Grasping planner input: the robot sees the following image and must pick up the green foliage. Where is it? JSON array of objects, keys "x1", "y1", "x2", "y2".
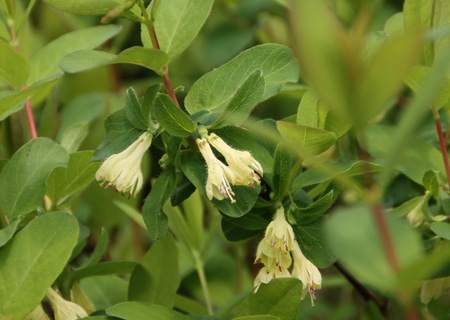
[
  {"x1": 59, "y1": 47, "x2": 169, "y2": 75},
  {"x1": 0, "y1": 138, "x2": 68, "y2": 219},
  {"x1": 0, "y1": 212, "x2": 79, "y2": 320},
  {"x1": 2, "y1": 0, "x2": 450, "y2": 318}
]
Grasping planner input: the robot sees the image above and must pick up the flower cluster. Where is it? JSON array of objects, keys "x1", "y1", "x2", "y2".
[
  {"x1": 254, "y1": 206, "x2": 322, "y2": 302},
  {"x1": 95, "y1": 132, "x2": 153, "y2": 198},
  {"x1": 197, "y1": 133, "x2": 263, "y2": 202}
]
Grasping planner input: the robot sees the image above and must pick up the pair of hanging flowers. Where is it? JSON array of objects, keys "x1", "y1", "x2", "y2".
[
  {"x1": 254, "y1": 206, "x2": 322, "y2": 302},
  {"x1": 196, "y1": 132, "x2": 263, "y2": 203}
]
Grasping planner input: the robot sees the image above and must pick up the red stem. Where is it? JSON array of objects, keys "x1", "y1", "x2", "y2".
[
  {"x1": 434, "y1": 109, "x2": 450, "y2": 187},
  {"x1": 11, "y1": 27, "x2": 38, "y2": 139},
  {"x1": 372, "y1": 203, "x2": 400, "y2": 274},
  {"x1": 150, "y1": 26, "x2": 180, "y2": 107}
]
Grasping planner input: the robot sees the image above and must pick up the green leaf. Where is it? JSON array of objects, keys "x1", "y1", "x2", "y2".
[
  {"x1": 210, "y1": 70, "x2": 265, "y2": 128},
  {"x1": 360, "y1": 125, "x2": 447, "y2": 185},
  {"x1": 404, "y1": 0, "x2": 434, "y2": 65},
  {"x1": 60, "y1": 123, "x2": 89, "y2": 153},
  {"x1": 82, "y1": 228, "x2": 109, "y2": 268},
  {"x1": 430, "y1": 222, "x2": 450, "y2": 240},
  {"x1": 291, "y1": 0, "x2": 420, "y2": 126},
  {"x1": 57, "y1": 93, "x2": 106, "y2": 141},
  {"x1": 42, "y1": 0, "x2": 139, "y2": 17},
  {"x1": 272, "y1": 144, "x2": 291, "y2": 199},
  {"x1": 388, "y1": 195, "x2": 428, "y2": 217},
  {"x1": 181, "y1": 160, "x2": 260, "y2": 218},
  {"x1": 292, "y1": 160, "x2": 383, "y2": 189},
  {"x1": 70, "y1": 261, "x2": 137, "y2": 286},
  {"x1": 0, "y1": 138, "x2": 68, "y2": 219},
  {"x1": 233, "y1": 316, "x2": 280, "y2": 320},
  {"x1": 128, "y1": 234, "x2": 180, "y2": 307},
  {"x1": 28, "y1": 25, "x2": 121, "y2": 84},
  {"x1": 221, "y1": 212, "x2": 269, "y2": 242},
  {"x1": 296, "y1": 89, "x2": 321, "y2": 128},
  {"x1": 276, "y1": 121, "x2": 336, "y2": 158},
  {"x1": 326, "y1": 205, "x2": 423, "y2": 292},
  {"x1": 292, "y1": 190, "x2": 335, "y2": 225},
  {"x1": 0, "y1": 41, "x2": 29, "y2": 90},
  {"x1": 0, "y1": 73, "x2": 62, "y2": 121},
  {"x1": 59, "y1": 47, "x2": 169, "y2": 75},
  {"x1": 125, "y1": 88, "x2": 149, "y2": 131},
  {"x1": 46, "y1": 151, "x2": 100, "y2": 207},
  {"x1": 142, "y1": 0, "x2": 214, "y2": 60},
  {"x1": 107, "y1": 302, "x2": 190, "y2": 320},
  {"x1": 185, "y1": 44, "x2": 299, "y2": 114},
  {"x1": 433, "y1": 1, "x2": 450, "y2": 62},
  {"x1": 174, "y1": 295, "x2": 208, "y2": 315},
  {"x1": 235, "y1": 278, "x2": 302, "y2": 320},
  {"x1": 0, "y1": 219, "x2": 20, "y2": 248},
  {"x1": 92, "y1": 109, "x2": 144, "y2": 162},
  {"x1": 142, "y1": 84, "x2": 161, "y2": 121},
  {"x1": 423, "y1": 170, "x2": 440, "y2": 199},
  {"x1": 142, "y1": 169, "x2": 177, "y2": 240},
  {"x1": 293, "y1": 217, "x2": 336, "y2": 268},
  {"x1": 405, "y1": 66, "x2": 450, "y2": 110},
  {"x1": 80, "y1": 276, "x2": 128, "y2": 311},
  {"x1": 0, "y1": 212, "x2": 79, "y2": 320},
  {"x1": 154, "y1": 94, "x2": 195, "y2": 137}
]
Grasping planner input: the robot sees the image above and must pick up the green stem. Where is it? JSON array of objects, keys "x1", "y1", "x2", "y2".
[
  {"x1": 15, "y1": 0, "x2": 36, "y2": 37},
  {"x1": 281, "y1": 156, "x2": 303, "y2": 199},
  {"x1": 195, "y1": 255, "x2": 213, "y2": 315}
]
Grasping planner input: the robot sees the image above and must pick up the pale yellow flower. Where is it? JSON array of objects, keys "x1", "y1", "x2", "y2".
[
  {"x1": 46, "y1": 287, "x2": 88, "y2": 320},
  {"x1": 420, "y1": 276, "x2": 450, "y2": 304},
  {"x1": 254, "y1": 206, "x2": 295, "y2": 291},
  {"x1": 253, "y1": 206, "x2": 322, "y2": 302},
  {"x1": 197, "y1": 138, "x2": 236, "y2": 202},
  {"x1": 207, "y1": 133, "x2": 263, "y2": 187},
  {"x1": 291, "y1": 241, "x2": 322, "y2": 300},
  {"x1": 95, "y1": 132, "x2": 152, "y2": 197}
]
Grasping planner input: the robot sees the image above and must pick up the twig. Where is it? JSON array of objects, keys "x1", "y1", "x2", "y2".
[
  {"x1": 10, "y1": 27, "x2": 37, "y2": 139},
  {"x1": 334, "y1": 261, "x2": 386, "y2": 316},
  {"x1": 433, "y1": 108, "x2": 450, "y2": 187}
]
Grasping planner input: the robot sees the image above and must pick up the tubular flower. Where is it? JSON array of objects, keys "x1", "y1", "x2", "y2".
[
  {"x1": 95, "y1": 132, "x2": 152, "y2": 198},
  {"x1": 46, "y1": 287, "x2": 88, "y2": 320},
  {"x1": 291, "y1": 241, "x2": 322, "y2": 301},
  {"x1": 254, "y1": 206, "x2": 295, "y2": 291},
  {"x1": 420, "y1": 276, "x2": 450, "y2": 304},
  {"x1": 207, "y1": 133, "x2": 263, "y2": 187},
  {"x1": 197, "y1": 138, "x2": 236, "y2": 202}
]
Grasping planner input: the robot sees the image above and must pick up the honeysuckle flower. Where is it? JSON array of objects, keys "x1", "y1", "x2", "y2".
[
  {"x1": 46, "y1": 287, "x2": 88, "y2": 320},
  {"x1": 197, "y1": 138, "x2": 236, "y2": 202},
  {"x1": 291, "y1": 240, "x2": 322, "y2": 301},
  {"x1": 95, "y1": 132, "x2": 152, "y2": 198},
  {"x1": 253, "y1": 206, "x2": 296, "y2": 291},
  {"x1": 24, "y1": 304, "x2": 50, "y2": 320},
  {"x1": 420, "y1": 276, "x2": 450, "y2": 304},
  {"x1": 207, "y1": 133, "x2": 263, "y2": 187}
]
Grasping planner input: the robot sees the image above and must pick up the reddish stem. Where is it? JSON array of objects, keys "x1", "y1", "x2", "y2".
[
  {"x1": 372, "y1": 203, "x2": 400, "y2": 274},
  {"x1": 11, "y1": 27, "x2": 38, "y2": 139},
  {"x1": 150, "y1": 26, "x2": 180, "y2": 107},
  {"x1": 434, "y1": 109, "x2": 450, "y2": 187}
]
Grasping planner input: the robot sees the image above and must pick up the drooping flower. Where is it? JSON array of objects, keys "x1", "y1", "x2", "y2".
[
  {"x1": 197, "y1": 138, "x2": 236, "y2": 202},
  {"x1": 46, "y1": 287, "x2": 88, "y2": 320},
  {"x1": 254, "y1": 206, "x2": 296, "y2": 291},
  {"x1": 207, "y1": 133, "x2": 263, "y2": 187},
  {"x1": 95, "y1": 132, "x2": 152, "y2": 198},
  {"x1": 420, "y1": 276, "x2": 450, "y2": 304},
  {"x1": 291, "y1": 241, "x2": 322, "y2": 302},
  {"x1": 253, "y1": 206, "x2": 322, "y2": 301}
]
